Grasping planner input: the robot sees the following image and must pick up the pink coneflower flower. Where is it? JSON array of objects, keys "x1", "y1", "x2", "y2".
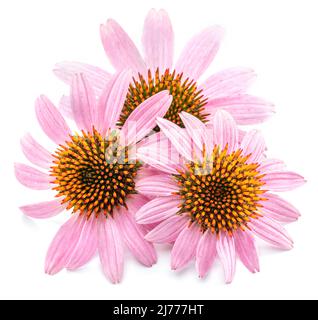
[
  {"x1": 54, "y1": 9, "x2": 274, "y2": 130},
  {"x1": 135, "y1": 110, "x2": 305, "y2": 283},
  {"x1": 15, "y1": 70, "x2": 173, "y2": 283}
]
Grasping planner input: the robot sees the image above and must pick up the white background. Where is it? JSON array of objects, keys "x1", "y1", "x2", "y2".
[{"x1": 0, "y1": 0, "x2": 317, "y2": 300}]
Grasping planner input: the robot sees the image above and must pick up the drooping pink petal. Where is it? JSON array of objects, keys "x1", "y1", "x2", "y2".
[
  {"x1": 70, "y1": 73, "x2": 96, "y2": 131},
  {"x1": 240, "y1": 130, "x2": 266, "y2": 163},
  {"x1": 142, "y1": 9, "x2": 174, "y2": 73},
  {"x1": 216, "y1": 232, "x2": 236, "y2": 284},
  {"x1": 67, "y1": 216, "x2": 98, "y2": 270},
  {"x1": 98, "y1": 215, "x2": 124, "y2": 283},
  {"x1": 202, "y1": 67, "x2": 256, "y2": 99},
  {"x1": 20, "y1": 133, "x2": 52, "y2": 169},
  {"x1": 97, "y1": 69, "x2": 132, "y2": 133},
  {"x1": 212, "y1": 110, "x2": 238, "y2": 152},
  {"x1": 234, "y1": 230, "x2": 260, "y2": 273},
  {"x1": 260, "y1": 193, "x2": 300, "y2": 223},
  {"x1": 175, "y1": 26, "x2": 224, "y2": 80},
  {"x1": 195, "y1": 231, "x2": 217, "y2": 278},
  {"x1": 14, "y1": 163, "x2": 52, "y2": 190},
  {"x1": 100, "y1": 19, "x2": 147, "y2": 74},
  {"x1": 20, "y1": 200, "x2": 65, "y2": 219},
  {"x1": 156, "y1": 117, "x2": 194, "y2": 161},
  {"x1": 59, "y1": 95, "x2": 73, "y2": 119},
  {"x1": 136, "y1": 196, "x2": 181, "y2": 224},
  {"x1": 53, "y1": 61, "x2": 111, "y2": 93},
  {"x1": 35, "y1": 95, "x2": 71, "y2": 145},
  {"x1": 45, "y1": 214, "x2": 86, "y2": 275},
  {"x1": 122, "y1": 91, "x2": 172, "y2": 145},
  {"x1": 263, "y1": 171, "x2": 305, "y2": 191},
  {"x1": 179, "y1": 111, "x2": 209, "y2": 153},
  {"x1": 115, "y1": 208, "x2": 157, "y2": 267},
  {"x1": 145, "y1": 215, "x2": 189, "y2": 243},
  {"x1": 135, "y1": 174, "x2": 179, "y2": 197},
  {"x1": 258, "y1": 158, "x2": 286, "y2": 174},
  {"x1": 249, "y1": 216, "x2": 293, "y2": 250},
  {"x1": 205, "y1": 94, "x2": 274, "y2": 125},
  {"x1": 171, "y1": 223, "x2": 201, "y2": 270}
]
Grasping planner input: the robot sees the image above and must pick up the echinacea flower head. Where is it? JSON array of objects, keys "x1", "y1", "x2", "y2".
[
  {"x1": 54, "y1": 9, "x2": 274, "y2": 131},
  {"x1": 15, "y1": 70, "x2": 173, "y2": 283},
  {"x1": 135, "y1": 110, "x2": 305, "y2": 283}
]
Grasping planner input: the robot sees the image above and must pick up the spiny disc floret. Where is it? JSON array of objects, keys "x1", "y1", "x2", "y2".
[
  {"x1": 175, "y1": 146, "x2": 267, "y2": 235},
  {"x1": 119, "y1": 68, "x2": 208, "y2": 129},
  {"x1": 51, "y1": 128, "x2": 141, "y2": 217}
]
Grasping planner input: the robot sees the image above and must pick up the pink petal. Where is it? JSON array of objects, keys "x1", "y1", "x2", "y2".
[
  {"x1": 238, "y1": 128, "x2": 246, "y2": 143},
  {"x1": 240, "y1": 130, "x2": 266, "y2": 163},
  {"x1": 53, "y1": 61, "x2": 111, "y2": 93},
  {"x1": 171, "y1": 223, "x2": 201, "y2": 270},
  {"x1": 135, "y1": 174, "x2": 179, "y2": 197},
  {"x1": 137, "y1": 131, "x2": 168, "y2": 149},
  {"x1": 125, "y1": 195, "x2": 154, "y2": 236},
  {"x1": 97, "y1": 69, "x2": 132, "y2": 133},
  {"x1": 137, "y1": 148, "x2": 181, "y2": 174},
  {"x1": 249, "y1": 216, "x2": 293, "y2": 250},
  {"x1": 98, "y1": 215, "x2": 124, "y2": 283},
  {"x1": 263, "y1": 171, "x2": 305, "y2": 191},
  {"x1": 142, "y1": 9, "x2": 174, "y2": 73},
  {"x1": 136, "y1": 166, "x2": 162, "y2": 179},
  {"x1": 260, "y1": 193, "x2": 300, "y2": 223},
  {"x1": 125, "y1": 193, "x2": 149, "y2": 215},
  {"x1": 136, "y1": 196, "x2": 180, "y2": 224},
  {"x1": 20, "y1": 200, "x2": 65, "y2": 219},
  {"x1": 122, "y1": 194, "x2": 151, "y2": 236},
  {"x1": 212, "y1": 110, "x2": 238, "y2": 152},
  {"x1": 205, "y1": 94, "x2": 274, "y2": 125},
  {"x1": 179, "y1": 111, "x2": 209, "y2": 153},
  {"x1": 70, "y1": 73, "x2": 96, "y2": 131},
  {"x1": 137, "y1": 134, "x2": 181, "y2": 174},
  {"x1": 216, "y1": 232, "x2": 236, "y2": 284},
  {"x1": 122, "y1": 91, "x2": 172, "y2": 146},
  {"x1": 59, "y1": 95, "x2": 73, "y2": 119},
  {"x1": 234, "y1": 230, "x2": 259, "y2": 273},
  {"x1": 100, "y1": 19, "x2": 147, "y2": 74},
  {"x1": 20, "y1": 133, "x2": 52, "y2": 169},
  {"x1": 14, "y1": 163, "x2": 52, "y2": 190},
  {"x1": 259, "y1": 158, "x2": 286, "y2": 174},
  {"x1": 67, "y1": 217, "x2": 98, "y2": 270},
  {"x1": 145, "y1": 215, "x2": 189, "y2": 243},
  {"x1": 195, "y1": 231, "x2": 217, "y2": 278},
  {"x1": 35, "y1": 95, "x2": 71, "y2": 145},
  {"x1": 115, "y1": 209, "x2": 157, "y2": 267},
  {"x1": 156, "y1": 117, "x2": 193, "y2": 161},
  {"x1": 45, "y1": 214, "x2": 86, "y2": 275},
  {"x1": 175, "y1": 26, "x2": 224, "y2": 80},
  {"x1": 202, "y1": 67, "x2": 256, "y2": 99}
]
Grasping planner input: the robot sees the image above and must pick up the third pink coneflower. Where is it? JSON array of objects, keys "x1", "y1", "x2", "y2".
[{"x1": 135, "y1": 110, "x2": 305, "y2": 283}]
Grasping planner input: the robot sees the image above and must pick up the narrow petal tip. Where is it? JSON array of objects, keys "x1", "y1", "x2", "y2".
[
  {"x1": 44, "y1": 265, "x2": 57, "y2": 276},
  {"x1": 171, "y1": 264, "x2": 178, "y2": 271}
]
